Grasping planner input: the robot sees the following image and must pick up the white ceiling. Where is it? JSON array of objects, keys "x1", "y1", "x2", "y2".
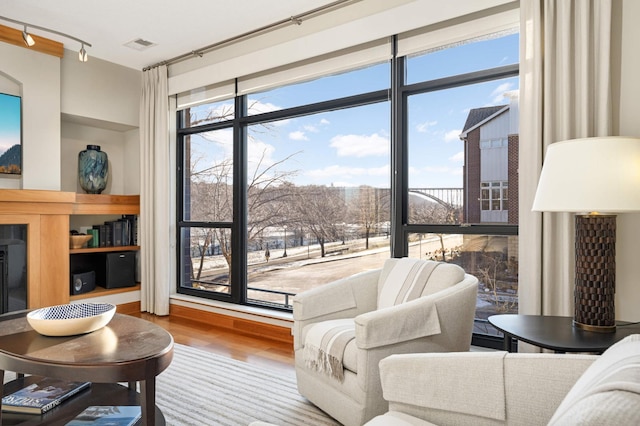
[{"x1": 0, "y1": 0, "x2": 341, "y2": 70}]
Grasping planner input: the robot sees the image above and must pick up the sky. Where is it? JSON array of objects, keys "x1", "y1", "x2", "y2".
[
  {"x1": 0, "y1": 93, "x2": 21, "y2": 155},
  {"x1": 189, "y1": 32, "x2": 519, "y2": 190}
]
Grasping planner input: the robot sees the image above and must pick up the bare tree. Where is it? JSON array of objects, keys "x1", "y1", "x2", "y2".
[
  {"x1": 293, "y1": 185, "x2": 346, "y2": 257},
  {"x1": 348, "y1": 186, "x2": 390, "y2": 249}
]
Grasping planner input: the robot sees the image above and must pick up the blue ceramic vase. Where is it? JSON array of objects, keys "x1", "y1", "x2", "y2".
[{"x1": 78, "y1": 145, "x2": 108, "y2": 194}]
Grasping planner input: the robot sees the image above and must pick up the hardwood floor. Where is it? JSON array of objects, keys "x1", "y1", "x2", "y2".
[{"x1": 133, "y1": 313, "x2": 295, "y2": 374}]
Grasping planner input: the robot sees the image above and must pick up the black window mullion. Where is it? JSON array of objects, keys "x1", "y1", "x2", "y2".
[{"x1": 232, "y1": 93, "x2": 248, "y2": 305}]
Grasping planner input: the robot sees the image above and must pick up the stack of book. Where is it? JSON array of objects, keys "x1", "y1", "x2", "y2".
[
  {"x1": 1, "y1": 377, "x2": 90, "y2": 415},
  {"x1": 87, "y1": 215, "x2": 138, "y2": 248},
  {"x1": 66, "y1": 405, "x2": 142, "y2": 425}
]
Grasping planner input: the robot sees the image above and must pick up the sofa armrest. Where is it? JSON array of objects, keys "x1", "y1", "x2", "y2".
[
  {"x1": 292, "y1": 268, "x2": 380, "y2": 349},
  {"x1": 378, "y1": 352, "x2": 597, "y2": 425},
  {"x1": 355, "y1": 295, "x2": 441, "y2": 349},
  {"x1": 355, "y1": 278, "x2": 477, "y2": 349}
]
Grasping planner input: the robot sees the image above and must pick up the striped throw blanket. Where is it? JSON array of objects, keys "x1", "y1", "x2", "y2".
[
  {"x1": 303, "y1": 318, "x2": 355, "y2": 382},
  {"x1": 378, "y1": 258, "x2": 440, "y2": 308}
]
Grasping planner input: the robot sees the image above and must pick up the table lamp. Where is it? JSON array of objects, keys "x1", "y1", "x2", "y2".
[{"x1": 532, "y1": 136, "x2": 640, "y2": 333}]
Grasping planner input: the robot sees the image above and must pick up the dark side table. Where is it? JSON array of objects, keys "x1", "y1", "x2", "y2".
[{"x1": 488, "y1": 314, "x2": 640, "y2": 353}]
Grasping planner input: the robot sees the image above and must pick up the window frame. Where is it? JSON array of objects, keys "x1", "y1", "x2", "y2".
[{"x1": 176, "y1": 35, "x2": 520, "y2": 349}]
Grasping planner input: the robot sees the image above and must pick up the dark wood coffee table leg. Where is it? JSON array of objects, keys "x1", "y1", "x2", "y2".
[
  {"x1": 503, "y1": 332, "x2": 513, "y2": 352},
  {"x1": 140, "y1": 378, "x2": 156, "y2": 425}
]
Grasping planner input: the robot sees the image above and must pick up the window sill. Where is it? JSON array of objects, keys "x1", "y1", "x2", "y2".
[{"x1": 169, "y1": 294, "x2": 293, "y2": 328}]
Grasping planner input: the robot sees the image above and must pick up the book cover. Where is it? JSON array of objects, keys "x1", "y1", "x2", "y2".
[
  {"x1": 1, "y1": 377, "x2": 91, "y2": 414},
  {"x1": 65, "y1": 405, "x2": 141, "y2": 425}
]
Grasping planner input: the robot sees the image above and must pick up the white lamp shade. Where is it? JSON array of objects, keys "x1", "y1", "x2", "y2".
[{"x1": 532, "y1": 136, "x2": 640, "y2": 213}]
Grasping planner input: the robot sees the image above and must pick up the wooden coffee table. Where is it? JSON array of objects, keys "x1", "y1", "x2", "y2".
[{"x1": 0, "y1": 311, "x2": 173, "y2": 425}]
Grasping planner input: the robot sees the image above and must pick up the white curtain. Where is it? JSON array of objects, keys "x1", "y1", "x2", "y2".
[
  {"x1": 139, "y1": 65, "x2": 171, "y2": 315},
  {"x1": 519, "y1": 1, "x2": 612, "y2": 330}
]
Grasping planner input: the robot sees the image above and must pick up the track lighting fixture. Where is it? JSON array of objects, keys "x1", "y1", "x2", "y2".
[
  {"x1": 1, "y1": 15, "x2": 91, "y2": 63},
  {"x1": 79, "y1": 44, "x2": 88, "y2": 62},
  {"x1": 22, "y1": 25, "x2": 35, "y2": 47}
]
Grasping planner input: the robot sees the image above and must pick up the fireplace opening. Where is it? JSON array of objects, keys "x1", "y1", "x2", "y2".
[{"x1": 0, "y1": 225, "x2": 27, "y2": 314}]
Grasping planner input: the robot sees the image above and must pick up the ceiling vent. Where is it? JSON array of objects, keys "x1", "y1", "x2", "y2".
[{"x1": 124, "y1": 38, "x2": 156, "y2": 51}]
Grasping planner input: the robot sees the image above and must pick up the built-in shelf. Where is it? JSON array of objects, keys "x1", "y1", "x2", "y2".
[
  {"x1": 70, "y1": 283, "x2": 141, "y2": 301},
  {"x1": 70, "y1": 245, "x2": 140, "y2": 254},
  {"x1": 69, "y1": 194, "x2": 140, "y2": 301}
]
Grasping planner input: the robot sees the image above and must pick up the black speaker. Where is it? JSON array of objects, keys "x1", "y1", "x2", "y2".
[
  {"x1": 104, "y1": 251, "x2": 136, "y2": 288},
  {"x1": 71, "y1": 271, "x2": 96, "y2": 295}
]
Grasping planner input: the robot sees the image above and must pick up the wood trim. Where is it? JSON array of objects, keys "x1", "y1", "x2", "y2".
[
  {"x1": 116, "y1": 301, "x2": 142, "y2": 315},
  {"x1": 0, "y1": 24, "x2": 64, "y2": 58},
  {"x1": 0, "y1": 189, "x2": 75, "y2": 215},
  {"x1": 39, "y1": 215, "x2": 70, "y2": 306},
  {"x1": 73, "y1": 194, "x2": 140, "y2": 215},
  {"x1": 71, "y1": 284, "x2": 141, "y2": 302},
  {"x1": 170, "y1": 304, "x2": 293, "y2": 344}
]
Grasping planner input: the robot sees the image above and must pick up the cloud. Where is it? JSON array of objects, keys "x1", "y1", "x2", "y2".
[
  {"x1": 444, "y1": 129, "x2": 462, "y2": 142},
  {"x1": 449, "y1": 151, "x2": 465, "y2": 163},
  {"x1": 425, "y1": 165, "x2": 451, "y2": 173},
  {"x1": 303, "y1": 125, "x2": 318, "y2": 133},
  {"x1": 289, "y1": 131, "x2": 308, "y2": 141},
  {"x1": 416, "y1": 120, "x2": 437, "y2": 133},
  {"x1": 246, "y1": 99, "x2": 290, "y2": 126},
  {"x1": 306, "y1": 164, "x2": 389, "y2": 180},
  {"x1": 490, "y1": 82, "x2": 514, "y2": 104},
  {"x1": 320, "y1": 118, "x2": 330, "y2": 125},
  {"x1": 330, "y1": 133, "x2": 388, "y2": 157}
]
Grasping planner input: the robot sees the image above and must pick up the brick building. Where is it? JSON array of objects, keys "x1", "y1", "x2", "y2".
[{"x1": 459, "y1": 92, "x2": 519, "y2": 225}]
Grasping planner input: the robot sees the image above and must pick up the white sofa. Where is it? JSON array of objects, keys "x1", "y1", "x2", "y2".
[
  {"x1": 293, "y1": 258, "x2": 479, "y2": 426},
  {"x1": 365, "y1": 334, "x2": 640, "y2": 425}
]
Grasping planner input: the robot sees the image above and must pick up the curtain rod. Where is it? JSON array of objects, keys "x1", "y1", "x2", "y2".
[{"x1": 143, "y1": 0, "x2": 361, "y2": 71}]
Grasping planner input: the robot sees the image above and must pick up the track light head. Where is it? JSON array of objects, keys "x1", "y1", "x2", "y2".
[
  {"x1": 79, "y1": 44, "x2": 88, "y2": 62},
  {"x1": 22, "y1": 25, "x2": 35, "y2": 47}
]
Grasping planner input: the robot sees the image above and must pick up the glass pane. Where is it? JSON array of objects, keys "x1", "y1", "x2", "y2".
[
  {"x1": 409, "y1": 233, "x2": 519, "y2": 337},
  {"x1": 182, "y1": 98, "x2": 235, "y2": 127},
  {"x1": 406, "y1": 32, "x2": 519, "y2": 83},
  {"x1": 246, "y1": 102, "x2": 391, "y2": 308},
  {"x1": 179, "y1": 227, "x2": 232, "y2": 295},
  {"x1": 407, "y1": 75, "x2": 519, "y2": 225},
  {"x1": 247, "y1": 62, "x2": 389, "y2": 115},
  {"x1": 182, "y1": 130, "x2": 233, "y2": 222}
]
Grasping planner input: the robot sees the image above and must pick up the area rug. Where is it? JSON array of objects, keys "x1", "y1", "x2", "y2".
[{"x1": 155, "y1": 343, "x2": 339, "y2": 426}]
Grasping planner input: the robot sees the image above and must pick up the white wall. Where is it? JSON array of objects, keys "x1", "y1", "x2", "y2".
[
  {"x1": 0, "y1": 42, "x2": 61, "y2": 190},
  {"x1": 61, "y1": 52, "x2": 140, "y2": 128},
  {"x1": 0, "y1": 43, "x2": 141, "y2": 193},
  {"x1": 614, "y1": 0, "x2": 640, "y2": 322},
  {"x1": 61, "y1": 122, "x2": 127, "y2": 194}
]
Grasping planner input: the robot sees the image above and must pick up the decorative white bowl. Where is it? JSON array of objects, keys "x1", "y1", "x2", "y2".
[{"x1": 27, "y1": 303, "x2": 116, "y2": 337}]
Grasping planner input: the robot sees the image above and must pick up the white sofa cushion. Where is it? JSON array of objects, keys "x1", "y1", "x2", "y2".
[
  {"x1": 366, "y1": 411, "x2": 437, "y2": 426},
  {"x1": 548, "y1": 334, "x2": 640, "y2": 425}
]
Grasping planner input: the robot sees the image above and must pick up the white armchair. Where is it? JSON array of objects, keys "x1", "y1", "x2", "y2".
[
  {"x1": 366, "y1": 334, "x2": 640, "y2": 426},
  {"x1": 293, "y1": 258, "x2": 479, "y2": 426}
]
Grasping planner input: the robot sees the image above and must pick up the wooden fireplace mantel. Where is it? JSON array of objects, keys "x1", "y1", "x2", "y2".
[{"x1": 0, "y1": 189, "x2": 139, "y2": 308}]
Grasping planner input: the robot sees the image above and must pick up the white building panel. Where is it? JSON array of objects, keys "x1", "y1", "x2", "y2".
[{"x1": 479, "y1": 112, "x2": 510, "y2": 181}]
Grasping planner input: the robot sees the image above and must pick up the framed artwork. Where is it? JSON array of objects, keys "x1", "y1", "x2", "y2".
[{"x1": 0, "y1": 92, "x2": 22, "y2": 175}]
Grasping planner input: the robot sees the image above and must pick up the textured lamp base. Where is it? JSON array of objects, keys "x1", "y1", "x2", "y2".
[{"x1": 574, "y1": 214, "x2": 616, "y2": 333}]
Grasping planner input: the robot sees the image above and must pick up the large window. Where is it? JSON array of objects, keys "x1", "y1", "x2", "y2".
[
  {"x1": 402, "y1": 32, "x2": 519, "y2": 344},
  {"x1": 177, "y1": 28, "x2": 519, "y2": 347},
  {"x1": 178, "y1": 64, "x2": 391, "y2": 308}
]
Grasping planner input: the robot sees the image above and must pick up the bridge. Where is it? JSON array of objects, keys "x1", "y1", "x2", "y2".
[{"x1": 408, "y1": 188, "x2": 464, "y2": 210}]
